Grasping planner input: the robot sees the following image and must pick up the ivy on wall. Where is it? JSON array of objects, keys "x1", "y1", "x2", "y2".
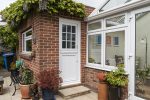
[{"x1": 1, "y1": 0, "x2": 85, "y2": 30}]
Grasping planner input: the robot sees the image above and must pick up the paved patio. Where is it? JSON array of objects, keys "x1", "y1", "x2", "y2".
[{"x1": 0, "y1": 77, "x2": 98, "y2": 100}]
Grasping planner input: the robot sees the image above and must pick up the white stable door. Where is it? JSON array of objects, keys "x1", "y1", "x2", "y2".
[{"x1": 59, "y1": 18, "x2": 81, "y2": 86}]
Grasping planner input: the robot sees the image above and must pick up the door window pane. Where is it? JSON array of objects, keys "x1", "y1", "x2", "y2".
[
  {"x1": 62, "y1": 33, "x2": 66, "y2": 40},
  {"x1": 105, "y1": 31, "x2": 125, "y2": 67},
  {"x1": 135, "y1": 11, "x2": 150, "y2": 99},
  {"x1": 62, "y1": 41, "x2": 66, "y2": 48},
  {"x1": 106, "y1": 15, "x2": 125, "y2": 27},
  {"x1": 67, "y1": 25, "x2": 71, "y2": 32},
  {"x1": 67, "y1": 41, "x2": 71, "y2": 48},
  {"x1": 62, "y1": 24, "x2": 76, "y2": 49},
  {"x1": 72, "y1": 42, "x2": 75, "y2": 49},
  {"x1": 72, "y1": 26, "x2": 76, "y2": 33},
  {"x1": 88, "y1": 34, "x2": 102, "y2": 64},
  {"x1": 88, "y1": 21, "x2": 102, "y2": 31},
  {"x1": 67, "y1": 33, "x2": 71, "y2": 40},
  {"x1": 62, "y1": 25, "x2": 66, "y2": 32}
]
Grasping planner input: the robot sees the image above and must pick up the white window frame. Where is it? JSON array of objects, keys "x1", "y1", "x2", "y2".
[
  {"x1": 86, "y1": 13, "x2": 128, "y2": 71},
  {"x1": 87, "y1": 19, "x2": 103, "y2": 33},
  {"x1": 104, "y1": 13, "x2": 128, "y2": 30},
  {"x1": 22, "y1": 29, "x2": 32, "y2": 54},
  {"x1": 103, "y1": 28, "x2": 127, "y2": 71},
  {"x1": 87, "y1": 32, "x2": 104, "y2": 69}
]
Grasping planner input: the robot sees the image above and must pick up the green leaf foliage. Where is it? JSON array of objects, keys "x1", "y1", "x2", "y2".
[
  {"x1": 0, "y1": 25, "x2": 18, "y2": 49},
  {"x1": 106, "y1": 67, "x2": 128, "y2": 87},
  {"x1": 1, "y1": 0, "x2": 85, "y2": 30}
]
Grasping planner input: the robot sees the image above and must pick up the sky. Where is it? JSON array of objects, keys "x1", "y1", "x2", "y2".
[
  {"x1": 0, "y1": 0, "x2": 101, "y2": 11},
  {"x1": 0, "y1": 0, "x2": 16, "y2": 11}
]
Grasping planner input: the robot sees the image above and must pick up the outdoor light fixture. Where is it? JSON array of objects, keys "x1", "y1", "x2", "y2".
[{"x1": 140, "y1": 36, "x2": 148, "y2": 67}]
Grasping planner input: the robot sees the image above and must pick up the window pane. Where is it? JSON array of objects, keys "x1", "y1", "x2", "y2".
[
  {"x1": 99, "y1": 0, "x2": 133, "y2": 12},
  {"x1": 88, "y1": 21, "x2": 102, "y2": 31},
  {"x1": 88, "y1": 34, "x2": 101, "y2": 64},
  {"x1": 62, "y1": 41, "x2": 66, "y2": 48},
  {"x1": 26, "y1": 31, "x2": 32, "y2": 36},
  {"x1": 135, "y1": 11, "x2": 150, "y2": 99},
  {"x1": 26, "y1": 39, "x2": 32, "y2": 51},
  {"x1": 62, "y1": 24, "x2": 66, "y2": 32},
  {"x1": 72, "y1": 26, "x2": 76, "y2": 33},
  {"x1": 72, "y1": 42, "x2": 75, "y2": 49},
  {"x1": 106, "y1": 15, "x2": 125, "y2": 27},
  {"x1": 67, "y1": 33, "x2": 71, "y2": 40},
  {"x1": 105, "y1": 31, "x2": 125, "y2": 67},
  {"x1": 67, "y1": 25, "x2": 71, "y2": 32},
  {"x1": 67, "y1": 41, "x2": 71, "y2": 48},
  {"x1": 72, "y1": 34, "x2": 76, "y2": 41},
  {"x1": 62, "y1": 33, "x2": 66, "y2": 40}
]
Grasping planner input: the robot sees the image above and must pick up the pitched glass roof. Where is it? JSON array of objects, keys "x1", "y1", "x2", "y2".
[{"x1": 99, "y1": 0, "x2": 133, "y2": 12}]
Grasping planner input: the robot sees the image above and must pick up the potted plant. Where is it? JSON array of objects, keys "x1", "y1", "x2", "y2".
[
  {"x1": 97, "y1": 72, "x2": 108, "y2": 100},
  {"x1": 37, "y1": 67, "x2": 62, "y2": 100},
  {"x1": 20, "y1": 67, "x2": 33, "y2": 99},
  {"x1": 105, "y1": 66, "x2": 128, "y2": 100}
]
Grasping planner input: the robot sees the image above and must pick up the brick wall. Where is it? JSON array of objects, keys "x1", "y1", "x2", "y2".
[{"x1": 18, "y1": 4, "x2": 128, "y2": 99}]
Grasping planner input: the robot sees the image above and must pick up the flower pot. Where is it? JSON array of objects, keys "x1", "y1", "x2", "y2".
[
  {"x1": 98, "y1": 82, "x2": 108, "y2": 100},
  {"x1": 42, "y1": 88, "x2": 55, "y2": 100},
  {"x1": 97, "y1": 72, "x2": 106, "y2": 82},
  {"x1": 108, "y1": 86, "x2": 121, "y2": 100},
  {"x1": 20, "y1": 84, "x2": 32, "y2": 99}
]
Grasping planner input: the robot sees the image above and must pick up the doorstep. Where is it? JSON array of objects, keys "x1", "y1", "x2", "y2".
[{"x1": 59, "y1": 85, "x2": 91, "y2": 99}]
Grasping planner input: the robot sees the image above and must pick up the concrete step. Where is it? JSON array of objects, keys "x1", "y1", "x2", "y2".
[{"x1": 59, "y1": 85, "x2": 91, "y2": 99}]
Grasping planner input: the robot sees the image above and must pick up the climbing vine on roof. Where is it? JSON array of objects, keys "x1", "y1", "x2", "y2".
[{"x1": 1, "y1": 0, "x2": 85, "y2": 30}]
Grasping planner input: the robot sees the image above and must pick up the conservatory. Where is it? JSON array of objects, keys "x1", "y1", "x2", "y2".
[{"x1": 86, "y1": 0, "x2": 150, "y2": 100}]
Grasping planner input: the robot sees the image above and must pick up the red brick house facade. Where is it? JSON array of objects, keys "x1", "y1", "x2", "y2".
[
  {"x1": 18, "y1": 5, "x2": 128, "y2": 99},
  {"x1": 19, "y1": 6, "x2": 95, "y2": 86}
]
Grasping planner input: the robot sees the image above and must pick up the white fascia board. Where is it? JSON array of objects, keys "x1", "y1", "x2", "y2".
[{"x1": 87, "y1": 0, "x2": 150, "y2": 21}]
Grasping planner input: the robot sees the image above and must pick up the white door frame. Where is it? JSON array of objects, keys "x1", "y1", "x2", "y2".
[
  {"x1": 129, "y1": 6, "x2": 150, "y2": 100},
  {"x1": 59, "y1": 18, "x2": 81, "y2": 86}
]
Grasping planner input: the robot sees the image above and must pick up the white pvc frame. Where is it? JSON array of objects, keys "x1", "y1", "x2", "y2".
[
  {"x1": 86, "y1": 13, "x2": 128, "y2": 71},
  {"x1": 22, "y1": 28, "x2": 32, "y2": 54}
]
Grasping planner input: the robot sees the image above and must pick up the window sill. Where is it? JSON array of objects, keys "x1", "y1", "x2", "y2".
[
  {"x1": 85, "y1": 64, "x2": 116, "y2": 72},
  {"x1": 85, "y1": 64, "x2": 129, "y2": 75},
  {"x1": 20, "y1": 52, "x2": 32, "y2": 61}
]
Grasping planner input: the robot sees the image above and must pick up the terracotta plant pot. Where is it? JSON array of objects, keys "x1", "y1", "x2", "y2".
[
  {"x1": 97, "y1": 72, "x2": 106, "y2": 82},
  {"x1": 20, "y1": 84, "x2": 31, "y2": 99},
  {"x1": 98, "y1": 82, "x2": 108, "y2": 100}
]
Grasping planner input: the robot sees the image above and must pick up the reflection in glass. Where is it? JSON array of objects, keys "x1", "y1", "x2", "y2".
[
  {"x1": 105, "y1": 31, "x2": 125, "y2": 67},
  {"x1": 106, "y1": 15, "x2": 125, "y2": 27},
  {"x1": 88, "y1": 22, "x2": 101, "y2": 31},
  {"x1": 135, "y1": 11, "x2": 150, "y2": 99},
  {"x1": 88, "y1": 34, "x2": 101, "y2": 64},
  {"x1": 26, "y1": 40, "x2": 32, "y2": 51},
  {"x1": 99, "y1": 0, "x2": 132, "y2": 12}
]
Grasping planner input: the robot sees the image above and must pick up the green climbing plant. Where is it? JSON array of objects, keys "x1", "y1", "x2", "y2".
[
  {"x1": 0, "y1": 25, "x2": 18, "y2": 50},
  {"x1": 1, "y1": 0, "x2": 85, "y2": 30}
]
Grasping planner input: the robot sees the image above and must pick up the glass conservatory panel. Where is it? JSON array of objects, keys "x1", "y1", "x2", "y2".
[
  {"x1": 88, "y1": 34, "x2": 102, "y2": 64},
  {"x1": 135, "y1": 11, "x2": 150, "y2": 99},
  {"x1": 88, "y1": 21, "x2": 102, "y2": 31},
  {"x1": 105, "y1": 31, "x2": 125, "y2": 67},
  {"x1": 99, "y1": 0, "x2": 133, "y2": 12},
  {"x1": 106, "y1": 15, "x2": 125, "y2": 27}
]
